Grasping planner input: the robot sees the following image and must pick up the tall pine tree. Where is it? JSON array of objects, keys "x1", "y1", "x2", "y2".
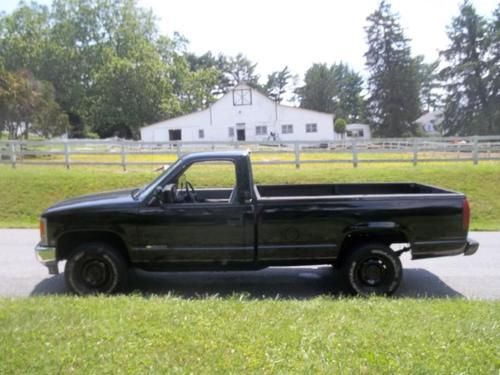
[
  {"x1": 440, "y1": 1, "x2": 499, "y2": 135},
  {"x1": 491, "y1": 5, "x2": 500, "y2": 131},
  {"x1": 365, "y1": 1, "x2": 421, "y2": 137}
]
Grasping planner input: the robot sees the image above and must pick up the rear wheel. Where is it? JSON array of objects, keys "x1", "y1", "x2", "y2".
[
  {"x1": 64, "y1": 242, "x2": 128, "y2": 295},
  {"x1": 341, "y1": 243, "x2": 402, "y2": 296}
]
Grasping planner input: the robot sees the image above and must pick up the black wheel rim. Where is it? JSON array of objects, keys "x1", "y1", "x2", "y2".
[
  {"x1": 81, "y1": 259, "x2": 110, "y2": 287},
  {"x1": 357, "y1": 256, "x2": 389, "y2": 287}
]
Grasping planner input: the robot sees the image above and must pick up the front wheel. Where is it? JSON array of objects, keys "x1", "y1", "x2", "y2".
[
  {"x1": 341, "y1": 243, "x2": 402, "y2": 296},
  {"x1": 64, "y1": 242, "x2": 128, "y2": 295}
]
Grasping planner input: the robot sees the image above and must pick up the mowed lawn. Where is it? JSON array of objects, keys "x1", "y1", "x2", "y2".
[
  {"x1": 0, "y1": 160, "x2": 498, "y2": 229},
  {"x1": 0, "y1": 296, "x2": 498, "y2": 374}
]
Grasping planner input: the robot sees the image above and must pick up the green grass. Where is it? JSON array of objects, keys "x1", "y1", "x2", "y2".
[
  {"x1": 0, "y1": 160, "x2": 498, "y2": 229},
  {"x1": 0, "y1": 296, "x2": 498, "y2": 374}
]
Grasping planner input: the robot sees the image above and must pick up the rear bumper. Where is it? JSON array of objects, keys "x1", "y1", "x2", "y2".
[
  {"x1": 35, "y1": 243, "x2": 59, "y2": 275},
  {"x1": 412, "y1": 237, "x2": 479, "y2": 259},
  {"x1": 464, "y1": 238, "x2": 479, "y2": 256}
]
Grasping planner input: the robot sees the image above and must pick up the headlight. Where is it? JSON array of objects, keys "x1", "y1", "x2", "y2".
[{"x1": 39, "y1": 218, "x2": 48, "y2": 246}]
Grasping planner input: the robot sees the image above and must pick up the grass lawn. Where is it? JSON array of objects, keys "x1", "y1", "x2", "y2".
[
  {"x1": 0, "y1": 296, "x2": 498, "y2": 374},
  {"x1": 0, "y1": 160, "x2": 498, "y2": 229}
]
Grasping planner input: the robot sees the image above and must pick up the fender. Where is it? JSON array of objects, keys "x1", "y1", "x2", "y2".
[{"x1": 341, "y1": 221, "x2": 413, "y2": 248}]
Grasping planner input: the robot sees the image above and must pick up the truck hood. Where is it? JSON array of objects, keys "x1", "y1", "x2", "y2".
[{"x1": 43, "y1": 188, "x2": 138, "y2": 215}]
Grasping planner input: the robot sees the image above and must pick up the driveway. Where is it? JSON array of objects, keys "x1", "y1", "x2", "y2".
[{"x1": 0, "y1": 230, "x2": 498, "y2": 299}]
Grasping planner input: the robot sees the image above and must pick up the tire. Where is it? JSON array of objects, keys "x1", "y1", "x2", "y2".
[
  {"x1": 64, "y1": 242, "x2": 128, "y2": 295},
  {"x1": 341, "y1": 243, "x2": 402, "y2": 296}
]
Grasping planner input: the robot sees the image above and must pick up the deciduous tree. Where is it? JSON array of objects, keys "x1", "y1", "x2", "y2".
[
  {"x1": 264, "y1": 66, "x2": 294, "y2": 103},
  {"x1": 296, "y1": 63, "x2": 365, "y2": 122}
]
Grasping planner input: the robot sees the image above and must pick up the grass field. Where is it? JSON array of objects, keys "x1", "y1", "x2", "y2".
[
  {"x1": 0, "y1": 160, "x2": 498, "y2": 229},
  {"x1": 0, "y1": 296, "x2": 498, "y2": 374}
]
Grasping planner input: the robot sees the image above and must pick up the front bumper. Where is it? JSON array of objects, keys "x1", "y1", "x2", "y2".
[
  {"x1": 464, "y1": 238, "x2": 479, "y2": 256},
  {"x1": 35, "y1": 243, "x2": 59, "y2": 275}
]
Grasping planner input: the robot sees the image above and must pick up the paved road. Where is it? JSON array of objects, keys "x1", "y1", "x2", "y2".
[{"x1": 0, "y1": 229, "x2": 498, "y2": 299}]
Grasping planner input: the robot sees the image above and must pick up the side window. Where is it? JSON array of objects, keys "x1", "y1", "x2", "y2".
[
  {"x1": 183, "y1": 161, "x2": 236, "y2": 188},
  {"x1": 177, "y1": 161, "x2": 238, "y2": 204}
]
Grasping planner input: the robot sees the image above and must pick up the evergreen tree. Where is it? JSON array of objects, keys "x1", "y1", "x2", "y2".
[
  {"x1": 490, "y1": 5, "x2": 500, "y2": 131},
  {"x1": 415, "y1": 57, "x2": 441, "y2": 112},
  {"x1": 440, "y1": 1, "x2": 499, "y2": 135},
  {"x1": 365, "y1": 1, "x2": 421, "y2": 137}
]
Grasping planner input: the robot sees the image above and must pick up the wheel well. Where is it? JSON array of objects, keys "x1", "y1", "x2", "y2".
[
  {"x1": 335, "y1": 230, "x2": 409, "y2": 267},
  {"x1": 56, "y1": 231, "x2": 130, "y2": 263}
]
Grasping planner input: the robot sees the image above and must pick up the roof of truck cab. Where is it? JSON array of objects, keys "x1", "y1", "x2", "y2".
[{"x1": 181, "y1": 149, "x2": 250, "y2": 162}]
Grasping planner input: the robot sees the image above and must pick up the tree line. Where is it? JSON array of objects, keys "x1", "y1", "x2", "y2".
[{"x1": 0, "y1": 0, "x2": 498, "y2": 139}]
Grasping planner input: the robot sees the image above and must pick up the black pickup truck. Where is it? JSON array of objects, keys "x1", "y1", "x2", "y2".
[{"x1": 35, "y1": 150, "x2": 478, "y2": 295}]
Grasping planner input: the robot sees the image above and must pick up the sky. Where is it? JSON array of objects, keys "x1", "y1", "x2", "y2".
[{"x1": 1, "y1": 0, "x2": 498, "y2": 81}]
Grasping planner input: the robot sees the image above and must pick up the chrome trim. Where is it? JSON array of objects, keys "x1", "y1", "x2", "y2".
[
  {"x1": 464, "y1": 238, "x2": 479, "y2": 256},
  {"x1": 35, "y1": 243, "x2": 59, "y2": 275}
]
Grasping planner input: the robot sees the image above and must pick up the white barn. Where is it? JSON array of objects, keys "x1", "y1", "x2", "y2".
[
  {"x1": 140, "y1": 83, "x2": 338, "y2": 142},
  {"x1": 345, "y1": 123, "x2": 372, "y2": 140},
  {"x1": 415, "y1": 111, "x2": 443, "y2": 135}
]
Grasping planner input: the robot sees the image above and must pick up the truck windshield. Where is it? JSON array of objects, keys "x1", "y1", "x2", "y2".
[{"x1": 132, "y1": 159, "x2": 183, "y2": 200}]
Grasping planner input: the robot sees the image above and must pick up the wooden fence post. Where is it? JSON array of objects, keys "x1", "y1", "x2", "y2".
[
  {"x1": 412, "y1": 139, "x2": 418, "y2": 166},
  {"x1": 294, "y1": 143, "x2": 300, "y2": 169},
  {"x1": 64, "y1": 143, "x2": 70, "y2": 169},
  {"x1": 10, "y1": 142, "x2": 16, "y2": 169},
  {"x1": 121, "y1": 144, "x2": 127, "y2": 171},
  {"x1": 352, "y1": 139, "x2": 358, "y2": 168},
  {"x1": 473, "y1": 136, "x2": 479, "y2": 165}
]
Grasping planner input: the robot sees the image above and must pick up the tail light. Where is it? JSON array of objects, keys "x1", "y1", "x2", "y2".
[{"x1": 463, "y1": 198, "x2": 470, "y2": 231}]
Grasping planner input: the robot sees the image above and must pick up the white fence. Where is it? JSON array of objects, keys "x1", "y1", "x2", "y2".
[{"x1": 1, "y1": 136, "x2": 500, "y2": 170}]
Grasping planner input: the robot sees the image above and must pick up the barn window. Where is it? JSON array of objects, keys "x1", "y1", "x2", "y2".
[
  {"x1": 305, "y1": 123, "x2": 317, "y2": 133},
  {"x1": 256, "y1": 126, "x2": 267, "y2": 135},
  {"x1": 232, "y1": 89, "x2": 252, "y2": 106},
  {"x1": 281, "y1": 124, "x2": 293, "y2": 134},
  {"x1": 169, "y1": 129, "x2": 181, "y2": 141},
  {"x1": 198, "y1": 129, "x2": 205, "y2": 139}
]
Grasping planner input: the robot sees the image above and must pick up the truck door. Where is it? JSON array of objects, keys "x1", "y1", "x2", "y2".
[{"x1": 135, "y1": 160, "x2": 255, "y2": 264}]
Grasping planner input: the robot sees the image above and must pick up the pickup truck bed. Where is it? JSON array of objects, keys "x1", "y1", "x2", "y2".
[{"x1": 255, "y1": 183, "x2": 454, "y2": 198}]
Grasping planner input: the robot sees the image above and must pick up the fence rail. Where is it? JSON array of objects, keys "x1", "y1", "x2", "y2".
[{"x1": 1, "y1": 136, "x2": 500, "y2": 170}]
